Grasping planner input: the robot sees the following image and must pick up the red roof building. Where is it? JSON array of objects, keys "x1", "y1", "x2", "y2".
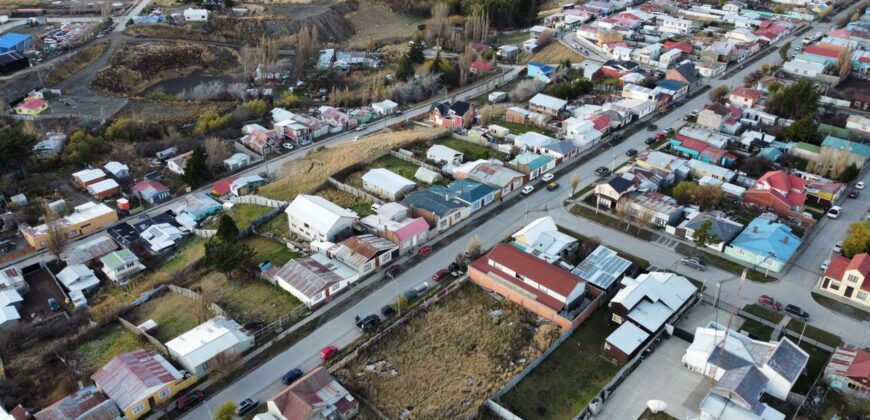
[
  {"x1": 212, "y1": 176, "x2": 240, "y2": 196},
  {"x1": 469, "y1": 243, "x2": 600, "y2": 330},
  {"x1": 470, "y1": 59, "x2": 495, "y2": 73},
  {"x1": 266, "y1": 367, "x2": 358, "y2": 420},
  {"x1": 729, "y1": 86, "x2": 764, "y2": 108},
  {"x1": 663, "y1": 41, "x2": 693, "y2": 54},
  {"x1": 588, "y1": 114, "x2": 611, "y2": 131},
  {"x1": 804, "y1": 44, "x2": 845, "y2": 60},
  {"x1": 743, "y1": 171, "x2": 808, "y2": 221},
  {"x1": 92, "y1": 350, "x2": 191, "y2": 419},
  {"x1": 825, "y1": 346, "x2": 870, "y2": 397},
  {"x1": 820, "y1": 253, "x2": 870, "y2": 310}
]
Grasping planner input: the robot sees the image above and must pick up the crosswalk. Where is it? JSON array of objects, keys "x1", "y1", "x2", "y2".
[{"x1": 652, "y1": 234, "x2": 679, "y2": 249}]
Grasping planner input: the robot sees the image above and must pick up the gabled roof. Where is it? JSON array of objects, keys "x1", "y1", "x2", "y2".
[
  {"x1": 362, "y1": 168, "x2": 415, "y2": 194},
  {"x1": 663, "y1": 40, "x2": 693, "y2": 53},
  {"x1": 329, "y1": 234, "x2": 397, "y2": 268},
  {"x1": 710, "y1": 365, "x2": 769, "y2": 415},
  {"x1": 165, "y1": 317, "x2": 251, "y2": 370},
  {"x1": 267, "y1": 367, "x2": 357, "y2": 420},
  {"x1": 402, "y1": 190, "x2": 467, "y2": 217},
  {"x1": 754, "y1": 171, "x2": 807, "y2": 208},
  {"x1": 429, "y1": 179, "x2": 497, "y2": 204},
  {"x1": 34, "y1": 385, "x2": 121, "y2": 420},
  {"x1": 607, "y1": 174, "x2": 635, "y2": 194},
  {"x1": 825, "y1": 253, "x2": 870, "y2": 292},
  {"x1": 100, "y1": 249, "x2": 139, "y2": 271},
  {"x1": 273, "y1": 254, "x2": 355, "y2": 299},
  {"x1": 730, "y1": 86, "x2": 764, "y2": 102},
  {"x1": 455, "y1": 160, "x2": 524, "y2": 188},
  {"x1": 822, "y1": 135, "x2": 870, "y2": 158},
  {"x1": 684, "y1": 212, "x2": 743, "y2": 243},
  {"x1": 60, "y1": 234, "x2": 118, "y2": 265},
  {"x1": 611, "y1": 272, "x2": 695, "y2": 331},
  {"x1": 529, "y1": 93, "x2": 568, "y2": 110},
  {"x1": 730, "y1": 216, "x2": 800, "y2": 263},
  {"x1": 92, "y1": 350, "x2": 182, "y2": 411},
  {"x1": 286, "y1": 195, "x2": 358, "y2": 233},
  {"x1": 669, "y1": 62, "x2": 699, "y2": 84},
  {"x1": 571, "y1": 245, "x2": 631, "y2": 290},
  {"x1": 827, "y1": 346, "x2": 870, "y2": 384}
]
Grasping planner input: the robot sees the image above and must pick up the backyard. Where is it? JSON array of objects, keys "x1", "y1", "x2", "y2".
[
  {"x1": 74, "y1": 325, "x2": 159, "y2": 375},
  {"x1": 192, "y1": 272, "x2": 302, "y2": 324},
  {"x1": 317, "y1": 187, "x2": 374, "y2": 217},
  {"x1": 498, "y1": 309, "x2": 620, "y2": 420},
  {"x1": 793, "y1": 343, "x2": 831, "y2": 395},
  {"x1": 433, "y1": 137, "x2": 508, "y2": 161},
  {"x1": 207, "y1": 204, "x2": 274, "y2": 230},
  {"x1": 369, "y1": 154, "x2": 421, "y2": 182},
  {"x1": 335, "y1": 283, "x2": 560, "y2": 419},
  {"x1": 496, "y1": 120, "x2": 555, "y2": 137},
  {"x1": 127, "y1": 292, "x2": 205, "y2": 343}
]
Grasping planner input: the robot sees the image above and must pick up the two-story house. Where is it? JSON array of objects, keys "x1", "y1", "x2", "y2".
[{"x1": 821, "y1": 252, "x2": 870, "y2": 309}]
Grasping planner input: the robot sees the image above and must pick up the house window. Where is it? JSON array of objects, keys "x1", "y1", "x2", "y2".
[
  {"x1": 612, "y1": 314, "x2": 623, "y2": 324},
  {"x1": 363, "y1": 262, "x2": 374, "y2": 272},
  {"x1": 847, "y1": 274, "x2": 859, "y2": 283},
  {"x1": 858, "y1": 291, "x2": 868, "y2": 301},
  {"x1": 159, "y1": 387, "x2": 171, "y2": 399},
  {"x1": 132, "y1": 403, "x2": 145, "y2": 414},
  {"x1": 831, "y1": 281, "x2": 841, "y2": 291}
]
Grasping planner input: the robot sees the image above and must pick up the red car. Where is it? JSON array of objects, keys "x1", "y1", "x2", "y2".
[
  {"x1": 758, "y1": 295, "x2": 782, "y2": 311},
  {"x1": 418, "y1": 245, "x2": 433, "y2": 257},
  {"x1": 320, "y1": 345, "x2": 338, "y2": 360},
  {"x1": 432, "y1": 269, "x2": 450, "y2": 282},
  {"x1": 385, "y1": 265, "x2": 402, "y2": 278}
]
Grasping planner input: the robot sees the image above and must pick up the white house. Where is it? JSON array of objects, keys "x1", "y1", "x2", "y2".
[
  {"x1": 371, "y1": 99, "x2": 398, "y2": 116},
  {"x1": 223, "y1": 153, "x2": 252, "y2": 171},
  {"x1": 658, "y1": 15, "x2": 694, "y2": 34},
  {"x1": 362, "y1": 168, "x2": 416, "y2": 201},
  {"x1": 140, "y1": 223, "x2": 187, "y2": 255},
  {"x1": 427, "y1": 145, "x2": 464, "y2": 165},
  {"x1": 0, "y1": 266, "x2": 27, "y2": 330},
  {"x1": 607, "y1": 98, "x2": 655, "y2": 118},
  {"x1": 563, "y1": 117, "x2": 602, "y2": 147},
  {"x1": 529, "y1": 93, "x2": 568, "y2": 116},
  {"x1": 99, "y1": 249, "x2": 146, "y2": 284},
  {"x1": 166, "y1": 151, "x2": 192, "y2": 175},
  {"x1": 622, "y1": 84, "x2": 658, "y2": 101},
  {"x1": 166, "y1": 317, "x2": 254, "y2": 377},
  {"x1": 56, "y1": 264, "x2": 100, "y2": 309},
  {"x1": 783, "y1": 58, "x2": 829, "y2": 78},
  {"x1": 183, "y1": 8, "x2": 209, "y2": 22},
  {"x1": 72, "y1": 168, "x2": 106, "y2": 188},
  {"x1": 285, "y1": 195, "x2": 358, "y2": 242},
  {"x1": 103, "y1": 161, "x2": 129, "y2": 179},
  {"x1": 272, "y1": 253, "x2": 359, "y2": 308}
]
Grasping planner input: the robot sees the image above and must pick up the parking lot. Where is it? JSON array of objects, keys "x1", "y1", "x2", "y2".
[{"x1": 20, "y1": 264, "x2": 69, "y2": 322}]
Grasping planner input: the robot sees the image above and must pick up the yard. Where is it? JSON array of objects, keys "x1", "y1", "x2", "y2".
[
  {"x1": 335, "y1": 283, "x2": 560, "y2": 418},
  {"x1": 345, "y1": 1, "x2": 424, "y2": 47},
  {"x1": 785, "y1": 321, "x2": 843, "y2": 348},
  {"x1": 74, "y1": 325, "x2": 159, "y2": 375},
  {"x1": 738, "y1": 317, "x2": 774, "y2": 341},
  {"x1": 126, "y1": 292, "x2": 205, "y2": 343},
  {"x1": 207, "y1": 204, "x2": 274, "y2": 230},
  {"x1": 192, "y1": 272, "x2": 302, "y2": 324},
  {"x1": 243, "y1": 235, "x2": 301, "y2": 267},
  {"x1": 159, "y1": 237, "x2": 206, "y2": 274},
  {"x1": 498, "y1": 309, "x2": 620, "y2": 420},
  {"x1": 793, "y1": 343, "x2": 831, "y2": 395},
  {"x1": 496, "y1": 120, "x2": 555, "y2": 137},
  {"x1": 742, "y1": 304, "x2": 784, "y2": 324},
  {"x1": 258, "y1": 213, "x2": 292, "y2": 241},
  {"x1": 524, "y1": 42, "x2": 584, "y2": 64},
  {"x1": 317, "y1": 187, "x2": 374, "y2": 217},
  {"x1": 369, "y1": 154, "x2": 421, "y2": 182},
  {"x1": 433, "y1": 137, "x2": 508, "y2": 161}
]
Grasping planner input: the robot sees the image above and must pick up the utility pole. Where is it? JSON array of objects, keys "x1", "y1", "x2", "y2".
[{"x1": 710, "y1": 269, "x2": 746, "y2": 386}]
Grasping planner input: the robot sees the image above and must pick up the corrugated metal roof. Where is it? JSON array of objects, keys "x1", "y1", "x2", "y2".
[
  {"x1": 92, "y1": 350, "x2": 182, "y2": 411},
  {"x1": 329, "y1": 234, "x2": 396, "y2": 269}
]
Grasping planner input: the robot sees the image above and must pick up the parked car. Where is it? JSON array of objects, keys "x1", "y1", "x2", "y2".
[
  {"x1": 673, "y1": 99, "x2": 686, "y2": 107},
  {"x1": 320, "y1": 345, "x2": 339, "y2": 360},
  {"x1": 784, "y1": 304, "x2": 810, "y2": 321},
  {"x1": 281, "y1": 368, "x2": 303, "y2": 385},
  {"x1": 355, "y1": 124, "x2": 366, "y2": 132},
  {"x1": 47, "y1": 298, "x2": 61, "y2": 311},
  {"x1": 625, "y1": 149, "x2": 638, "y2": 157},
  {"x1": 646, "y1": 124, "x2": 658, "y2": 131},
  {"x1": 546, "y1": 182, "x2": 559, "y2": 191},
  {"x1": 757, "y1": 295, "x2": 782, "y2": 311},
  {"x1": 541, "y1": 173, "x2": 555, "y2": 182},
  {"x1": 176, "y1": 390, "x2": 204, "y2": 412},
  {"x1": 645, "y1": 137, "x2": 656, "y2": 145},
  {"x1": 432, "y1": 268, "x2": 450, "y2": 282},
  {"x1": 381, "y1": 305, "x2": 396, "y2": 317},
  {"x1": 827, "y1": 206, "x2": 842, "y2": 219},
  {"x1": 821, "y1": 259, "x2": 830, "y2": 271},
  {"x1": 521, "y1": 185, "x2": 534, "y2": 195},
  {"x1": 856, "y1": 181, "x2": 865, "y2": 190},
  {"x1": 385, "y1": 265, "x2": 402, "y2": 278},
  {"x1": 236, "y1": 398, "x2": 259, "y2": 416},
  {"x1": 834, "y1": 241, "x2": 843, "y2": 254},
  {"x1": 680, "y1": 256, "x2": 707, "y2": 271},
  {"x1": 418, "y1": 245, "x2": 433, "y2": 257},
  {"x1": 849, "y1": 189, "x2": 860, "y2": 199},
  {"x1": 355, "y1": 314, "x2": 381, "y2": 332},
  {"x1": 595, "y1": 166, "x2": 609, "y2": 176},
  {"x1": 282, "y1": 143, "x2": 294, "y2": 150}
]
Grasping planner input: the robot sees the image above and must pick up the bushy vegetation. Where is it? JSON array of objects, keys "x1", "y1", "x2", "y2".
[{"x1": 194, "y1": 111, "x2": 232, "y2": 135}]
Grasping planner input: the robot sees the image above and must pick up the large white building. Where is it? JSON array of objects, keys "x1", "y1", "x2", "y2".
[
  {"x1": 166, "y1": 317, "x2": 254, "y2": 377},
  {"x1": 285, "y1": 195, "x2": 358, "y2": 243}
]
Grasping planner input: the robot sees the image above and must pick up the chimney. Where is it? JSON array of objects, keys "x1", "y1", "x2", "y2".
[{"x1": 753, "y1": 226, "x2": 758, "y2": 234}]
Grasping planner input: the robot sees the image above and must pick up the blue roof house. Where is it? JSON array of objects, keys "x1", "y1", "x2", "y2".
[
  {"x1": 507, "y1": 152, "x2": 555, "y2": 180},
  {"x1": 429, "y1": 179, "x2": 497, "y2": 213},
  {"x1": 821, "y1": 135, "x2": 870, "y2": 168},
  {"x1": 0, "y1": 33, "x2": 33, "y2": 54},
  {"x1": 723, "y1": 215, "x2": 801, "y2": 273},
  {"x1": 528, "y1": 62, "x2": 555, "y2": 83},
  {"x1": 171, "y1": 193, "x2": 222, "y2": 223},
  {"x1": 402, "y1": 190, "x2": 469, "y2": 232},
  {"x1": 656, "y1": 79, "x2": 689, "y2": 99}
]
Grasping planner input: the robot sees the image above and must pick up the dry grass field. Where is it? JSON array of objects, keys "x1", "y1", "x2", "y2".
[
  {"x1": 335, "y1": 284, "x2": 560, "y2": 418},
  {"x1": 258, "y1": 127, "x2": 448, "y2": 200},
  {"x1": 345, "y1": 1, "x2": 424, "y2": 47},
  {"x1": 45, "y1": 41, "x2": 110, "y2": 86},
  {"x1": 525, "y1": 42, "x2": 585, "y2": 64}
]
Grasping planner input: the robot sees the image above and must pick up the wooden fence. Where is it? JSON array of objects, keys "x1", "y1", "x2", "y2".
[
  {"x1": 230, "y1": 195, "x2": 288, "y2": 208},
  {"x1": 167, "y1": 284, "x2": 227, "y2": 318},
  {"x1": 118, "y1": 316, "x2": 170, "y2": 355},
  {"x1": 390, "y1": 149, "x2": 444, "y2": 175},
  {"x1": 249, "y1": 304, "x2": 311, "y2": 340},
  {"x1": 326, "y1": 177, "x2": 386, "y2": 205}
]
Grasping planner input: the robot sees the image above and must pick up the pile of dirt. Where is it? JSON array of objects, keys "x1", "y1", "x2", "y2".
[{"x1": 91, "y1": 41, "x2": 240, "y2": 95}]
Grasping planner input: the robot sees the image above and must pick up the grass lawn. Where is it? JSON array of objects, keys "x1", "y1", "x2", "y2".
[
  {"x1": 793, "y1": 343, "x2": 831, "y2": 395},
  {"x1": 738, "y1": 317, "x2": 774, "y2": 341},
  {"x1": 195, "y1": 272, "x2": 302, "y2": 324},
  {"x1": 160, "y1": 238, "x2": 205, "y2": 274},
  {"x1": 128, "y1": 293, "x2": 205, "y2": 342},
  {"x1": 742, "y1": 304, "x2": 784, "y2": 324},
  {"x1": 243, "y1": 235, "x2": 301, "y2": 267},
  {"x1": 75, "y1": 325, "x2": 158, "y2": 375},
  {"x1": 208, "y1": 204, "x2": 273, "y2": 230},
  {"x1": 317, "y1": 187, "x2": 374, "y2": 217},
  {"x1": 674, "y1": 243, "x2": 775, "y2": 283},
  {"x1": 496, "y1": 120, "x2": 555, "y2": 137},
  {"x1": 490, "y1": 30, "x2": 531, "y2": 47},
  {"x1": 499, "y1": 310, "x2": 620, "y2": 419},
  {"x1": 433, "y1": 137, "x2": 508, "y2": 161},
  {"x1": 785, "y1": 321, "x2": 843, "y2": 348},
  {"x1": 258, "y1": 213, "x2": 291, "y2": 240},
  {"x1": 369, "y1": 154, "x2": 421, "y2": 182},
  {"x1": 335, "y1": 284, "x2": 559, "y2": 419},
  {"x1": 811, "y1": 292, "x2": 870, "y2": 322}
]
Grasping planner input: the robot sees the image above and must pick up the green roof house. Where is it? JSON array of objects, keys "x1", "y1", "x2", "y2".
[{"x1": 100, "y1": 249, "x2": 145, "y2": 284}]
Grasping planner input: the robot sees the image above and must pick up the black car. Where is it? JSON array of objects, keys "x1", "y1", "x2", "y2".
[
  {"x1": 236, "y1": 398, "x2": 259, "y2": 416},
  {"x1": 385, "y1": 265, "x2": 402, "y2": 278},
  {"x1": 595, "y1": 166, "x2": 610, "y2": 176},
  {"x1": 381, "y1": 305, "x2": 396, "y2": 318},
  {"x1": 356, "y1": 314, "x2": 381, "y2": 332},
  {"x1": 47, "y1": 298, "x2": 61, "y2": 312},
  {"x1": 673, "y1": 99, "x2": 686, "y2": 107},
  {"x1": 645, "y1": 137, "x2": 656, "y2": 145},
  {"x1": 282, "y1": 368, "x2": 304, "y2": 385},
  {"x1": 625, "y1": 149, "x2": 638, "y2": 157},
  {"x1": 646, "y1": 124, "x2": 658, "y2": 131},
  {"x1": 785, "y1": 304, "x2": 809, "y2": 321}
]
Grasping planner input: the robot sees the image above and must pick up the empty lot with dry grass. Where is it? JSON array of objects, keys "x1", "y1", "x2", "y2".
[{"x1": 335, "y1": 283, "x2": 560, "y2": 418}]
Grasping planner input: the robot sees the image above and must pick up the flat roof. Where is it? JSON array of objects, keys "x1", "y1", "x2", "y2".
[{"x1": 606, "y1": 322, "x2": 649, "y2": 355}]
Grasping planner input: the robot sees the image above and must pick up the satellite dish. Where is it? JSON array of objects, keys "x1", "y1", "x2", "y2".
[{"x1": 647, "y1": 400, "x2": 668, "y2": 413}]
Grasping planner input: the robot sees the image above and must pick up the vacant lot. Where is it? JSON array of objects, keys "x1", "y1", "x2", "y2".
[
  {"x1": 369, "y1": 154, "x2": 420, "y2": 181},
  {"x1": 74, "y1": 325, "x2": 159, "y2": 375},
  {"x1": 525, "y1": 42, "x2": 584, "y2": 64},
  {"x1": 433, "y1": 137, "x2": 508, "y2": 161},
  {"x1": 208, "y1": 204, "x2": 273, "y2": 230},
  {"x1": 496, "y1": 120, "x2": 555, "y2": 137},
  {"x1": 317, "y1": 187, "x2": 373, "y2": 217},
  {"x1": 127, "y1": 292, "x2": 207, "y2": 343},
  {"x1": 336, "y1": 284, "x2": 559, "y2": 418},
  {"x1": 259, "y1": 128, "x2": 448, "y2": 200},
  {"x1": 346, "y1": 1, "x2": 424, "y2": 47},
  {"x1": 499, "y1": 310, "x2": 620, "y2": 419},
  {"x1": 244, "y1": 235, "x2": 300, "y2": 267},
  {"x1": 193, "y1": 272, "x2": 301, "y2": 324}
]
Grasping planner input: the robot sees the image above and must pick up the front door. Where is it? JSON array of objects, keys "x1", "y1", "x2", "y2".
[{"x1": 845, "y1": 287, "x2": 855, "y2": 298}]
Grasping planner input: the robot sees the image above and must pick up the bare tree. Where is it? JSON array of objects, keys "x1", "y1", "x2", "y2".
[
  {"x1": 204, "y1": 138, "x2": 233, "y2": 171},
  {"x1": 297, "y1": 27, "x2": 319, "y2": 65},
  {"x1": 43, "y1": 204, "x2": 68, "y2": 260},
  {"x1": 426, "y1": 3, "x2": 450, "y2": 45},
  {"x1": 636, "y1": 206, "x2": 657, "y2": 235},
  {"x1": 614, "y1": 197, "x2": 633, "y2": 232},
  {"x1": 209, "y1": 351, "x2": 241, "y2": 379},
  {"x1": 466, "y1": 235, "x2": 482, "y2": 259},
  {"x1": 570, "y1": 173, "x2": 581, "y2": 196},
  {"x1": 196, "y1": 285, "x2": 215, "y2": 324},
  {"x1": 837, "y1": 46, "x2": 853, "y2": 78}
]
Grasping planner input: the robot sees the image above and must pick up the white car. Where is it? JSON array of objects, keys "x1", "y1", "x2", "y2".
[
  {"x1": 834, "y1": 241, "x2": 843, "y2": 254},
  {"x1": 821, "y1": 259, "x2": 830, "y2": 271},
  {"x1": 282, "y1": 143, "x2": 294, "y2": 150},
  {"x1": 827, "y1": 206, "x2": 842, "y2": 219},
  {"x1": 541, "y1": 173, "x2": 555, "y2": 182},
  {"x1": 521, "y1": 185, "x2": 534, "y2": 195},
  {"x1": 856, "y1": 181, "x2": 865, "y2": 190}
]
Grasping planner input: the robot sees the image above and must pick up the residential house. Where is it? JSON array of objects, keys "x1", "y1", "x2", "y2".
[
  {"x1": 15, "y1": 99, "x2": 48, "y2": 115},
  {"x1": 527, "y1": 62, "x2": 555, "y2": 82},
  {"x1": 0, "y1": 266, "x2": 27, "y2": 330},
  {"x1": 469, "y1": 243, "x2": 599, "y2": 330},
  {"x1": 821, "y1": 135, "x2": 870, "y2": 169},
  {"x1": 665, "y1": 209, "x2": 744, "y2": 252},
  {"x1": 223, "y1": 153, "x2": 253, "y2": 171},
  {"x1": 72, "y1": 168, "x2": 107, "y2": 189},
  {"x1": 676, "y1": 125, "x2": 734, "y2": 149},
  {"x1": 743, "y1": 171, "x2": 807, "y2": 221},
  {"x1": 846, "y1": 114, "x2": 870, "y2": 137},
  {"x1": 511, "y1": 216, "x2": 578, "y2": 265},
  {"x1": 729, "y1": 86, "x2": 764, "y2": 108},
  {"x1": 563, "y1": 117, "x2": 603, "y2": 147},
  {"x1": 318, "y1": 106, "x2": 357, "y2": 130},
  {"x1": 371, "y1": 99, "x2": 398, "y2": 116},
  {"x1": 623, "y1": 84, "x2": 658, "y2": 101},
  {"x1": 60, "y1": 233, "x2": 118, "y2": 266},
  {"x1": 453, "y1": 160, "x2": 525, "y2": 197},
  {"x1": 696, "y1": 60, "x2": 727, "y2": 78},
  {"x1": 427, "y1": 145, "x2": 464, "y2": 165},
  {"x1": 139, "y1": 223, "x2": 186, "y2": 255},
  {"x1": 402, "y1": 190, "x2": 469, "y2": 232},
  {"x1": 34, "y1": 385, "x2": 122, "y2": 420},
  {"x1": 635, "y1": 151, "x2": 689, "y2": 181},
  {"x1": 100, "y1": 249, "x2": 145, "y2": 284},
  {"x1": 820, "y1": 253, "x2": 870, "y2": 309},
  {"x1": 724, "y1": 215, "x2": 801, "y2": 273},
  {"x1": 229, "y1": 175, "x2": 267, "y2": 197},
  {"x1": 273, "y1": 253, "x2": 358, "y2": 308},
  {"x1": 513, "y1": 131, "x2": 578, "y2": 162},
  {"x1": 505, "y1": 106, "x2": 531, "y2": 124},
  {"x1": 507, "y1": 153, "x2": 555, "y2": 180},
  {"x1": 430, "y1": 101, "x2": 474, "y2": 129},
  {"x1": 362, "y1": 168, "x2": 416, "y2": 200},
  {"x1": 571, "y1": 245, "x2": 632, "y2": 291},
  {"x1": 104, "y1": 161, "x2": 130, "y2": 179},
  {"x1": 529, "y1": 93, "x2": 568, "y2": 116},
  {"x1": 87, "y1": 179, "x2": 120, "y2": 200},
  {"x1": 57, "y1": 264, "x2": 100, "y2": 308},
  {"x1": 497, "y1": 45, "x2": 520, "y2": 62},
  {"x1": 241, "y1": 130, "x2": 280, "y2": 156},
  {"x1": 349, "y1": 107, "x2": 376, "y2": 124},
  {"x1": 360, "y1": 203, "x2": 430, "y2": 255},
  {"x1": 655, "y1": 79, "x2": 689, "y2": 100},
  {"x1": 171, "y1": 193, "x2": 222, "y2": 224},
  {"x1": 166, "y1": 317, "x2": 254, "y2": 377},
  {"x1": 428, "y1": 179, "x2": 497, "y2": 213},
  {"x1": 804, "y1": 177, "x2": 845, "y2": 208},
  {"x1": 21, "y1": 202, "x2": 118, "y2": 250},
  {"x1": 285, "y1": 195, "x2": 358, "y2": 242},
  {"x1": 824, "y1": 346, "x2": 870, "y2": 399},
  {"x1": 183, "y1": 8, "x2": 208, "y2": 21},
  {"x1": 669, "y1": 137, "x2": 737, "y2": 166},
  {"x1": 658, "y1": 48, "x2": 683, "y2": 69},
  {"x1": 666, "y1": 63, "x2": 702, "y2": 91},
  {"x1": 627, "y1": 191, "x2": 683, "y2": 228},
  {"x1": 266, "y1": 367, "x2": 358, "y2": 420},
  {"x1": 92, "y1": 350, "x2": 195, "y2": 420},
  {"x1": 783, "y1": 57, "x2": 832, "y2": 78},
  {"x1": 166, "y1": 151, "x2": 192, "y2": 175},
  {"x1": 697, "y1": 103, "x2": 742, "y2": 134},
  {"x1": 658, "y1": 14, "x2": 694, "y2": 34},
  {"x1": 606, "y1": 98, "x2": 655, "y2": 119},
  {"x1": 211, "y1": 176, "x2": 239, "y2": 197},
  {"x1": 606, "y1": 272, "x2": 696, "y2": 363},
  {"x1": 133, "y1": 180, "x2": 171, "y2": 205},
  {"x1": 327, "y1": 234, "x2": 398, "y2": 277},
  {"x1": 471, "y1": 59, "x2": 495, "y2": 74}
]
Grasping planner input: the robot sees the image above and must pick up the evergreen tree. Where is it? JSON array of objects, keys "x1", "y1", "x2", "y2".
[
  {"x1": 429, "y1": 50, "x2": 445, "y2": 75},
  {"x1": 409, "y1": 36, "x2": 425, "y2": 64},
  {"x1": 0, "y1": 129, "x2": 37, "y2": 173},
  {"x1": 204, "y1": 238, "x2": 256, "y2": 281},
  {"x1": 396, "y1": 54, "x2": 415, "y2": 81},
  {"x1": 215, "y1": 214, "x2": 240, "y2": 241},
  {"x1": 182, "y1": 145, "x2": 211, "y2": 187}
]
